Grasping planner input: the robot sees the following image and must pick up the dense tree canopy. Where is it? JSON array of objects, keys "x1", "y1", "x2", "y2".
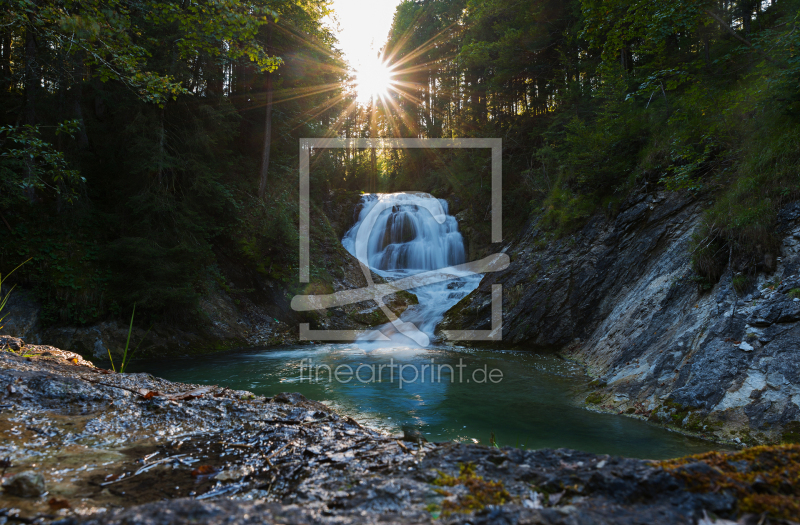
[
  {"x1": 1, "y1": 0, "x2": 799, "y2": 328},
  {"x1": 345, "y1": 0, "x2": 800, "y2": 283},
  {"x1": 1, "y1": 0, "x2": 346, "y2": 324}
]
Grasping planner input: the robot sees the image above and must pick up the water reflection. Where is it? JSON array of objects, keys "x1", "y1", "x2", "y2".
[{"x1": 132, "y1": 344, "x2": 716, "y2": 460}]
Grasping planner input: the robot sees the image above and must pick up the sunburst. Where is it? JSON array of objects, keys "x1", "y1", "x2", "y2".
[{"x1": 354, "y1": 58, "x2": 396, "y2": 102}]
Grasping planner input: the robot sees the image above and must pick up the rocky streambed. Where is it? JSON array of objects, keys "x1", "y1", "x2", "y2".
[{"x1": 1, "y1": 336, "x2": 799, "y2": 524}]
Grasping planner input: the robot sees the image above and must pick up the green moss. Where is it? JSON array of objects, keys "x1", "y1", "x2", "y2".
[
  {"x1": 684, "y1": 413, "x2": 706, "y2": 432},
  {"x1": 432, "y1": 463, "x2": 510, "y2": 517},
  {"x1": 788, "y1": 288, "x2": 800, "y2": 300},
  {"x1": 661, "y1": 445, "x2": 800, "y2": 521},
  {"x1": 585, "y1": 392, "x2": 603, "y2": 405},
  {"x1": 781, "y1": 421, "x2": 800, "y2": 444},
  {"x1": 424, "y1": 503, "x2": 441, "y2": 519}
]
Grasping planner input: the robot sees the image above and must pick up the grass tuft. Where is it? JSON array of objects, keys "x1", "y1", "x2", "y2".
[{"x1": 107, "y1": 304, "x2": 152, "y2": 373}]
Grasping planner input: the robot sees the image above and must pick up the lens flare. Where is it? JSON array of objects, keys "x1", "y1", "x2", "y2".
[{"x1": 355, "y1": 58, "x2": 395, "y2": 102}]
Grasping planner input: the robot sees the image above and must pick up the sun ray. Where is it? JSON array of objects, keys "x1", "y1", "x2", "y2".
[
  {"x1": 380, "y1": 90, "x2": 418, "y2": 138},
  {"x1": 354, "y1": 57, "x2": 396, "y2": 102},
  {"x1": 385, "y1": 21, "x2": 461, "y2": 71},
  {"x1": 291, "y1": 92, "x2": 350, "y2": 132}
]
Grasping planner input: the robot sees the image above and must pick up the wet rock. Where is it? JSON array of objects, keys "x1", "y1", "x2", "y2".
[
  {"x1": 214, "y1": 465, "x2": 253, "y2": 481},
  {"x1": 4, "y1": 339, "x2": 800, "y2": 525},
  {"x1": 747, "y1": 295, "x2": 800, "y2": 327},
  {"x1": 271, "y1": 391, "x2": 331, "y2": 413},
  {"x1": 439, "y1": 190, "x2": 800, "y2": 444},
  {"x1": 777, "y1": 201, "x2": 800, "y2": 232},
  {"x1": 2, "y1": 470, "x2": 46, "y2": 497},
  {"x1": 0, "y1": 335, "x2": 23, "y2": 351}
]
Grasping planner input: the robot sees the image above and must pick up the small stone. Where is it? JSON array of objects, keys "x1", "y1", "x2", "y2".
[
  {"x1": 2, "y1": 471, "x2": 46, "y2": 497},
  {"x1": 214, "y1": 465, "x2": 253, "y2": 481},
  {"x1": 794, "y1": 298, "x2": 799, "y2": 303},
  {"x1": 738, "y1": 342, "x2": 754, "y2": 352}
]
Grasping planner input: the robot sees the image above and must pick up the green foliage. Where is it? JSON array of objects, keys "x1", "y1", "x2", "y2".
[
  {"x1": 581, "y1": 0, "x2": 709, "y2": 62},
  {"x1": 732, "y1": 275, "x2": 749, "y2": 294},
  {"x1": 0, "y1": 0, "x2": 344, "y2": 330},
  {"x1": 0, "y1": 122, "x2": 85, "y2": 207},
  {"x1": 3, "y1": 0, "x2": 800, "y2": 336}
]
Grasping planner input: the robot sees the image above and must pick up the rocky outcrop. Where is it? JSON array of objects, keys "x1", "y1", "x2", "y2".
[
  {"x1": 439, "y1": 193, "x2": 800, "y2": 445},
  {"x1": 2, "y1": 337, "x2": 799, "y2": 524}
]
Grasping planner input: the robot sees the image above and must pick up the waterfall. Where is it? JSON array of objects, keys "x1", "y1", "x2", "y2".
[{"x1": 342, "y1": 192, "x2": 482, "y2": 348}]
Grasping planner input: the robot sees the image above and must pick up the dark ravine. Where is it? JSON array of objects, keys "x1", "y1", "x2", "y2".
[
  {"x1": 2, "y1": 335, "x2": 799, "y2": 524},
  {"x1": 6, "y1": 190, "x2": 800, "y2": 449},
  {"x1": 0, "y1": 190, "x2": 414, "y2": 360},
  {"x1": 439, "y1": 193, "x2": 800, "y2": 447}
]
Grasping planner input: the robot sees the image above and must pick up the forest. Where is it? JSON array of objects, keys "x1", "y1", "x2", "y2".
[{"x1": 2, "y1": 0, "x2": 799, "y2": 331}]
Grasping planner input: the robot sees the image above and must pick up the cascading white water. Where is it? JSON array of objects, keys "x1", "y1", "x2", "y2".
[{"x1": 342, "y1": 192, "x2": 482, "y2": 348}]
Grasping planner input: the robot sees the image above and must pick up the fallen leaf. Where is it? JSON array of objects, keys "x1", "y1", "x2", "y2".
[
  {"x1": 191, "y1": 465, "x2": 219, "y2": 477},
  {"x1": 48, "y1": 497, "x2": 70, "y2": 510},
  {"x1": 138, "y1": 386, "x2": 214, "y2": 401}
]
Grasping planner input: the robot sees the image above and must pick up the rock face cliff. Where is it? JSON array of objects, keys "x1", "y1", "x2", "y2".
[{"x1": 439, "y1": 192, "x2": 800, "y2": 445}]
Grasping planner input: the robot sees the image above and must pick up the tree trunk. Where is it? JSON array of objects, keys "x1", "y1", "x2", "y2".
[
  {"x1": 72, "y1": 55, "x2": 89, "y2": 149},
  {"x1": 158, "y1": 106, "x2": 166, "y2": 186},
  {"x1": 23, "y1": 21, "x2": 38, "y2": 203},
  {"x1": 370, "y1": 100, "x2": 377, "y2": 192},
  {"x1": 0, "y1": 31, "x2": 10, "y2": 93},
  {"x1": 257, "y1": 20, "x2": 274, "y2": 200},
  {"x1": 742, "y1": 0, "x2": 754, "y2": 37},
  {"x1": 24, "y1": 27, "x2": 37, "y2": 126}
]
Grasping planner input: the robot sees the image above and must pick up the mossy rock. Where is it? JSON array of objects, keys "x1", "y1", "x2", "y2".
[
  {"x1": 585, "y1": 392, "x2": 603, "y2": 405},
  {"x1": 432, "y1": 463, "x2": 509, "y2": 517},
  {"x1": 781, "y1": 421, "x2": 800, "y2": 444},
  {"x1": 661, "y1": 445, "x2": 800, "y2": 521}
]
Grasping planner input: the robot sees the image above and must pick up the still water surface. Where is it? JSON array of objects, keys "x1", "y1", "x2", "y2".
[{"x1": 132, "y1": 344, "x2": 715, "y2": 460}]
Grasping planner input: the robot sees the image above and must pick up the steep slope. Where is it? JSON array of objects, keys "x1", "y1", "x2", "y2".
[{"x1": 439, "y1": 193, "x2": 800, "y2": 445}]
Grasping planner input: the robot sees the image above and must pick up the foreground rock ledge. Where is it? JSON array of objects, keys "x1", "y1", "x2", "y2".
[{"x1": 0, "y1": 337, "x2": 798, "y2": 525}]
